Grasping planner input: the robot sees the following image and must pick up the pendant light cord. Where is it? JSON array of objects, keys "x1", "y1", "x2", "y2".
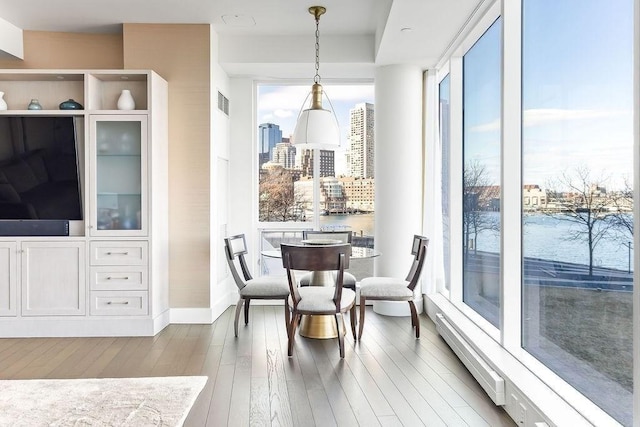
[{"x1": 314, "y1": 14, "x2": 321, "y2": 84}]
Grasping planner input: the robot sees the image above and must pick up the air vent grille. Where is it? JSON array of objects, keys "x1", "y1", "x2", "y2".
[{"x1": 217, "y1": 91, "x2": 229, "y2": 115}]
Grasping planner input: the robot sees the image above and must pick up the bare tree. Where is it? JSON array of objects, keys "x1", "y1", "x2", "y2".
[
  {"x1": 259, "y1": 167, "x2": 306, "y2": 222},
  {"x1": 463, "y1": 160, "x2": 500, "y2": 257},
  {"x1": 610, "y1": 177, "x2": 634, "y2": 238},
  {"x1": 544, "y1": 166, "x2": 617, "y2": 275}
]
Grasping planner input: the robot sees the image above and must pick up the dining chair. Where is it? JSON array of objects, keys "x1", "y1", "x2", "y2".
[
  {"x1": 358, "y1": 235, "x2": 429, "y2": 339},
  {"x1": 281, "y1": 243, "x2": 356, "y2": 358},
  {"x1": 224, "y1": 234, "x2": 290, "y2": 337},
  {"x1": 299, "y1": 230, "x2": 357, "y2": 291}
]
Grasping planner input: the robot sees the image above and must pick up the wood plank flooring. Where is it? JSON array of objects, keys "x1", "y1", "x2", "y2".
[{"x1": 0, "y1": 307, "x2": 515, "y2": 426}]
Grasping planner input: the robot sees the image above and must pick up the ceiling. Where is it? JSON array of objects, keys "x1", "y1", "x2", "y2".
[{"x1": 0, "y1": 0, "x2": 484, "y2": 71}]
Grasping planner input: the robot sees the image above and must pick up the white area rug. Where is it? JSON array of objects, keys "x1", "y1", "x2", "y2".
[{"x1": 0, "y1": 376, "x2": 208, "y2": 427}]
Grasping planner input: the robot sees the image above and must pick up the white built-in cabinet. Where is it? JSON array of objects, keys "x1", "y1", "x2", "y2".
[
  {"x1": 21, "y1": 241, "x2": 85, "y2": 316},
  {"x1": 0, "y1": 70, "x2": 169, "y2": 337},
  {"x1": 0, "y1": 242, "x2": 17, "y2": 316}
]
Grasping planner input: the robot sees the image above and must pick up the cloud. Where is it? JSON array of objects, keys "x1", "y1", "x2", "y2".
[
  {"x1": 273, "y1": 109, "x2": 294, "y2": 119},
  {"x1": 471, "y1": 119, "x2": 501, "y2": 132},
  {"x1": 523, "y1": 108, "x2": 628, "y2": 126},
  {"x1": 470, "y1": 108, "x2": 631, "y2": 132}
]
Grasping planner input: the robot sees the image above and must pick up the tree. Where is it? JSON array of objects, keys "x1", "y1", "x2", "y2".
[
  {"x1": 610, "y1": 177, "x2": 634, "y2": 238},
  {"x1": 259, "y1": 167, "x2": 306, "y2": 222},
  {"x1": 544, "y1": 166, "x2": 617, "y2": 276},
  {"x1": 463, "y1": 160, "x2": 500, "y2": 257}
]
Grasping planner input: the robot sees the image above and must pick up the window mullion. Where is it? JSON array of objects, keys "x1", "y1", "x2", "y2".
[
  {"x1": 500, "y1": 0, "x2": 522, "y2": 349},
  {"x1": 449, "y1": 56, "x2": 464, "y2": 304}
]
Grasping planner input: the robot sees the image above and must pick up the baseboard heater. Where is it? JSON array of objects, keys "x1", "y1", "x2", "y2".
[{"x1": 435, "y1": 313, "x2": 505, "y2": 405}]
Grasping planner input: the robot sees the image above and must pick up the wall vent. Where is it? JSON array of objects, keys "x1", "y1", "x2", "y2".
[
  {"x1": 217, "y1": 91, "x2": 229, "y2": 115},
  {"x1": 435, "y1": 313, "x2": 506, "y2": 405}
]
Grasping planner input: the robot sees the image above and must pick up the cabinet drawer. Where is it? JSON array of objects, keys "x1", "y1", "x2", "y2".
[
  {"x1": 90, "y1": 241, "x2": 148, "y2": 265},
  {"x1": 91, "y1": 266, "x2": 147, "y2": 291},
  {"x1": 90, "y1": 291, "x2": 148, "y2": 316}
]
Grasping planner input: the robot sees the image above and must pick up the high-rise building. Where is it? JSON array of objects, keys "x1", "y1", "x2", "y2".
[
  {"x1": 296, "y1": 148, "x2": 335, "y2": 178},
  {"x1": 258, "y1": 123, "x2": 282, "y2": 167},
  {"x1": 349, "y1": 102, "x2": 374, "y2": 178},
  {"x1": 272, "y1": 141, "x2": 296, "y2": 169}
]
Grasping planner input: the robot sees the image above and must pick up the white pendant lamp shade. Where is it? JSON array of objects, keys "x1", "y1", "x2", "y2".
[
  {"x1": 293, "y1": 105, "x2": 340, "y2": 149},
  {"x1": 293, "y1": 6, "x2": 340, "y2": 150}
]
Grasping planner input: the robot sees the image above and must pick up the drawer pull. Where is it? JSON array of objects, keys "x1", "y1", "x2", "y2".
[
  {"x1": 106, "y1": 276, "x2": 130, "y2": 280},
  {"x1": 106, "y1": 301, "x2": 130, "y2": 305},
  {"x1": 106, "y1": 251, "x2": 129, "y2": 256}
]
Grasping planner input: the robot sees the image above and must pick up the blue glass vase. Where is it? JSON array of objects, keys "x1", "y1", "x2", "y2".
[{"x1": 59, "y1": 99, "x2": 83, "y2": 110}]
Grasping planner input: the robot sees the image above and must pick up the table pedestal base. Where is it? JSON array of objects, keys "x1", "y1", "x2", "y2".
[{"x1": 299, "y1": 314, "x2": 346, "y2": 339}]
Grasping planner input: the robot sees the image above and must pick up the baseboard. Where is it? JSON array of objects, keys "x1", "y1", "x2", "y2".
[
  {"x1": 427, "y1": 293, "x2": 612, "y2": 427},
  {"x1": 152, "y1": 308, "x2": 171, "y2": 334},
  {"x1": 169, "y1": 308, "x2": 215, "y2": 324},
  {"x1": 435, "y1": 312, "x2": 505, "y2": 405}
]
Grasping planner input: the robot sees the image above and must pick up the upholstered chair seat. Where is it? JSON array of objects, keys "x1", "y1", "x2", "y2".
[
  {"x1": 239, "y1": 277, "x2": 290, "y2": 297},
  {"x1": 290, "y1": 287, "x2": 356, "y2": 312},
  {"x1": 359, "y1": 278, "x2": 413, "y2": 300}
]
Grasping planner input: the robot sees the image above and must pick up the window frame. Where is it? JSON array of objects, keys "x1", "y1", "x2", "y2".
[
  {"x1": 433, "y1": 0, "x2": 638, "y2": 423},
  {"x1": 447, "y1": 1, "x2": 503, "y2": 342}
]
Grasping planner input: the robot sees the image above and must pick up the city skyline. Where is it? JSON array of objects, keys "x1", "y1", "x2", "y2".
[{"x1": 258, "y1": 84, "x2": 374, "y2": 176}]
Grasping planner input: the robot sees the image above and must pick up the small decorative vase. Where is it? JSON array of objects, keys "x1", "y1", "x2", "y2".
[
  {"x1": 27, "y1": 99, "x2": 42, "y2": 110},
  {"x1": 117, "y1": 89, "x2": 135, "y2": 110},
  {"x1": 0, "y1": 91, "x2": 7, "y2": 110},
  {"x1": 59, "y1": 98, "x2": 83, "y2": 110}
]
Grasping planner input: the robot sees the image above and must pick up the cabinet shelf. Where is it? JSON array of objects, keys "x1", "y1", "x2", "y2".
[{"x1": 0, "y1": 110, "x2": 85, "y2": 116}]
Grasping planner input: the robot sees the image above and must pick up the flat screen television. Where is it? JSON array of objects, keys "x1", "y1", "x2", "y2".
[{"x1": 0, "y1": 116, "x2": 83, "y2": 235}]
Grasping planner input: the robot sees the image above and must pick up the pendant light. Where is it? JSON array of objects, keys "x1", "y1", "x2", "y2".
[{"x1": 292, "y1": 6, "x2": 340, "y2": 149}]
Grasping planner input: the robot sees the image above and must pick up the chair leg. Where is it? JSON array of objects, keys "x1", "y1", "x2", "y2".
[
  {"x1": 284, "y1": 298, "x2": 291, "y2": 336},
  {"x1": 349, "y1": 305, "x2": 357, "y2": 340},
  {"x1": 335, "y1": 313, "x2": 345, "y2": 358},
  {"x1": 288, "y1": 310, "x2": 300, "y2": 357},
  {"x1": 408, "y1": 300, "x2": 420, "y2": 338},
  {"x1": 358, "y1": 297, "x2": 366, "y2": 340},
  {"x1": 234, "y1": 298, "x2": 244, "y2": 337},
  {"x1": 244, "y1": 299, "x2": 251, "y2": 325}
]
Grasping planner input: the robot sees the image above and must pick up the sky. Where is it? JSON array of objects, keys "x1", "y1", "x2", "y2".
[{"x1": 463, "y1": 0, "x2": 634, "y2": 191}]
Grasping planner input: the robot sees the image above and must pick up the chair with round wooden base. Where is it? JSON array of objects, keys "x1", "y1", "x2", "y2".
[
  {"x1": 358, "y1": 235, "x2": 429, "y2": 340},
  {"x1": 224, "y1": 234, "x2": 290, "y2": 337},
  {"x1": 281, "y1": 243, "x2": 356, "y2": 358}
]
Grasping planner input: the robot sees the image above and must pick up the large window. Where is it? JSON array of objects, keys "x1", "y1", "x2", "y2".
[
  {"x1": 521, "y1": 1, "x2": 634, "y2": 424},
  {"x1": 437, "y1": 0, "x2": 635, "y2": 424},
  {"x1": 462, "y1": 18, "x2": 502, "y2": 327},
  {"x1": 256, "y1": 84, "x2": 375, "y2": 277}
]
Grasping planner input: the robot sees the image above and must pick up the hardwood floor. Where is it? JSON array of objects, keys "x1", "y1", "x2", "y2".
[{"x1": 0, "y1": 307, "x2": 515, "y2": 426}]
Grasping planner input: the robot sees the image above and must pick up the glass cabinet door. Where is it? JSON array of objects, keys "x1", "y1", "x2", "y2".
[{"x1": 89, "y1": 115, "x2": 148, "y2": 236}]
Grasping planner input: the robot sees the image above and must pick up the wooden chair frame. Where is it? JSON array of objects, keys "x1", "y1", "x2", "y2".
[
  {"x1": 224, "y1": 234, "x2": 290, "y2": 337},
  {"x1": 358, "y1": 235, "x2": 429, "y2": 339},
  {"x1": 281, "y1": 243, "x2": 356, "y2": 358}
]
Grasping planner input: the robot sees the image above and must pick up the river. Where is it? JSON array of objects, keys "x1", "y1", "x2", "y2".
[{"x1": 318, "y1": 212, "x2": 634, "y2": 272}]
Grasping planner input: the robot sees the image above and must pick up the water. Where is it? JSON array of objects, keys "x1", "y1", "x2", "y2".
[
  {"x1": 320, "y1": 212, "x2": 634, "y2": 272},
  {"x1": 319, "y1": 213, "x2": 375, "y2": 236},
  {"x1": 475, "y1": 212, "x2": 634, "y2": 272}
]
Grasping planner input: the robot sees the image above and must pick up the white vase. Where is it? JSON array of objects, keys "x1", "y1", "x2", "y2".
[
  {"x1": 0, "y1": 91, "x2": 7, "y2": 110},
  {"x1": 117, "y1": 89, "x2": 135, "y2": 110}
]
